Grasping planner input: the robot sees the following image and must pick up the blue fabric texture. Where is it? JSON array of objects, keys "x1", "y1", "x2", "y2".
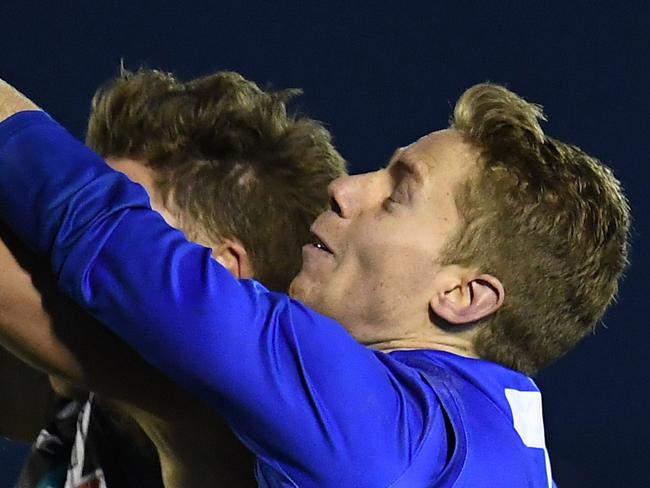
[{"x1": 0, "y1": 111, "x2": 552, "y2": 487}]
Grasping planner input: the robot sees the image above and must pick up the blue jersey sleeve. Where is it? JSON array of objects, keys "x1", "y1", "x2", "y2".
[{"x1": 0, "y1": 111, "x2": 444, "y2": 486}]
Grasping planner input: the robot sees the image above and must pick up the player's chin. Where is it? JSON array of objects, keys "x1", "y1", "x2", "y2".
[
  {"x1": 288, "y1": 273, "x2": 307, "y2": 300},
  {"x1": 289, "y1": 273, "x2": 319, "y2": 307}
]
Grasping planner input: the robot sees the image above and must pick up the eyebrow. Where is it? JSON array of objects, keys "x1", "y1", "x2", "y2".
[{"x1": 386, "y1": 149, "x2": 425, "y2": 184}]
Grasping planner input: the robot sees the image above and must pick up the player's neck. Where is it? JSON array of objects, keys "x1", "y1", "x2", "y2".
[{"x1": 367, "y1": 337, "x2": 478, "y2": 358}]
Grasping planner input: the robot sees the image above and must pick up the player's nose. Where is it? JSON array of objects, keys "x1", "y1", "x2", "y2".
[{"x1": 327, "y1": 171, "x2": 381, "y2": 219}]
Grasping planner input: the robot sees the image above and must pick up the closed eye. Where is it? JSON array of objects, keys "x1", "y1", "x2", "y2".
[
  {"x1": 390, "y1": 185, "x2": 408, "y2": 203},
  {"x1": 383, "y1": 184, "x2": 407, "y2": 211},
  {"x1": 388, "y1": 166, "x2": 411, "y2": 202},
  {"x1": 383, "y1": 154, "x2": 419, "y2": 210}
]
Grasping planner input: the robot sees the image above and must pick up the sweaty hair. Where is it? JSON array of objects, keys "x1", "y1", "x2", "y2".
[
  {"x1": 86, "y1": 68, "x2": 346, "y2": 292},
  {"x1": 445, "y1": 83, "x2": 630, "y2": 375}
]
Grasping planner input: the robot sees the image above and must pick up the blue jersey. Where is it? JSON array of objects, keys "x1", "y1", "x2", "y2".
[{"x1": 0, "y1": 111, "x2": 553, "y2": 487}]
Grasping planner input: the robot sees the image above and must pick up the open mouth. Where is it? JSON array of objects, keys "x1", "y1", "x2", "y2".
[{"x1": 310, "y1": 232, "x2": 333, "y2": 254}]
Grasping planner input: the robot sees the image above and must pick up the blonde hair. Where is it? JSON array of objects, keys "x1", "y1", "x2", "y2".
[{"x1": 446, "y1": 83, "x2": 630, "y2": 375}]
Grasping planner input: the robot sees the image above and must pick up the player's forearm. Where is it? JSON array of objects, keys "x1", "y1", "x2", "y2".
[
  {"x1": 0, "y1": 232, "x2": 87, "y2": 379},
  {"x1": 0, "y1": 231, "x2": 197, "y2": 418}
]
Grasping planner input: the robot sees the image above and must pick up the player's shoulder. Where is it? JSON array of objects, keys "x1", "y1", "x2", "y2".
[{"x1": 387, "y1": 350, "x2": 552, "y2": 488}]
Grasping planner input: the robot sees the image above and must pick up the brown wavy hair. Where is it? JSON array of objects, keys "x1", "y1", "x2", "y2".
[
  {"x1": 446, "y1": 83, "x2": 630, "y2": 375},
  {"x1": 86, "y1": 68, "x2": 346, "y2": 292}
]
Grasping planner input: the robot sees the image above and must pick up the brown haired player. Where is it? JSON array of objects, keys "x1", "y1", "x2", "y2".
[
  {"x1": 0, "y1": 69, "x2": 345, "y2": 487},
  {"x1": 0, "y1": 80, "x2": 628, "y2": 486}
]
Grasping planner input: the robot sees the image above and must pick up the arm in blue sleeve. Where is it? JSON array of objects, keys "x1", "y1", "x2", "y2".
[{"x1": 0, "y1": 112, "x2": 437, "y2": 485}]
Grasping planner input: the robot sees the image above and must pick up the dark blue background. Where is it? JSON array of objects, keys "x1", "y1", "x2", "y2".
[{"x1": 1, "y1": 2, "x2": 648, "y2": 486}]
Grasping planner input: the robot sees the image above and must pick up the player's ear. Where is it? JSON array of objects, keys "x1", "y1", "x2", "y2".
[
  {"x1": 430, "y1": 267, "x2": 504, "y2": 325},
  {"x1": 211, "y1": 238, "x2": 254, "y2": 280}
]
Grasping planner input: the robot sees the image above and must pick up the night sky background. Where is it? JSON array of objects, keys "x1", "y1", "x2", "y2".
[{"x1": 1, "y1": 1, "x2": 648, "y2": 486}]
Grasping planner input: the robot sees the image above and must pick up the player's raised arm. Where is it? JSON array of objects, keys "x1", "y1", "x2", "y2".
[{"x1": 0, "y1": 80, "x2": 430, "y2": 487}]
